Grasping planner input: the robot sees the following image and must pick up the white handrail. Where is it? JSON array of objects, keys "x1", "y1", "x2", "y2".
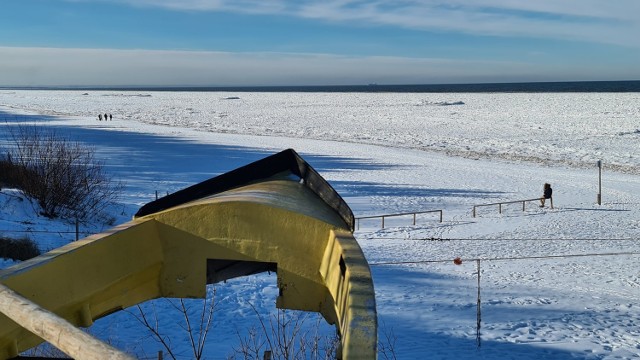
[{"x1": 0, "y1": 283, "x2": 134, "y2": 360}]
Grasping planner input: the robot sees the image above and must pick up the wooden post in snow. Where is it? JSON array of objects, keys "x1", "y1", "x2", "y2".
[{"x1": 597, "y1": 160, "x2": 602, "y2": 205}]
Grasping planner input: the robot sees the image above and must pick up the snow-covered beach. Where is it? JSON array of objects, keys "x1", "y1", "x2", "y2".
[
  {"x1": 3, "y1": 90, "x2": 640, "y2": 174},
  {"x1": 1, "y1": 89, "x2": 639, "y2": 359}
]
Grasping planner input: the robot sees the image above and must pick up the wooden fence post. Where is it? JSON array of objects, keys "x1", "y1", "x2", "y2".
[{"x1": 476, "y1": 259, "x2": 482, "y2": 348}]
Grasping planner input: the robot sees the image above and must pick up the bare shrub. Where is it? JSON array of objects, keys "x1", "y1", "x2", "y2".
[
  {"x1": 128, "y1": 288, "x2": 217, "y2": 360},
  {"x1": 0, "y1": 158, "x2": 18, "y2": 189},
  {"x1": 4, "y1": 124, "x2": 121, "y2": 222},
  {"x1": 21, "y1": 342, "x2": 70, "y2": 359},
  {"x1": 130, "y1": 286, "x2": 339, "y2": 360},
  {"x1": 378, "y1": 324, "x2": 398, "y2": 360},
  {"x1": 232, "y1": 305, "x2": 339, "y2": 360},
  {"x1": 0, "y1": 236, "x2": 41, "y2": 261}
]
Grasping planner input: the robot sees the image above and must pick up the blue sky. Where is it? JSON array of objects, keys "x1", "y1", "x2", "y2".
[{"x1": 1, "y1": 0, "x2": 640, "y2": 87}]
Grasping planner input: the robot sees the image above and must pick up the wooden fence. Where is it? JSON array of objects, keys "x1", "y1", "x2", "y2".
[
  {"x1": 355, "y1": 209, "x2": 443, "y2": 230},
  {"x1": 472, "y1": 197, "x2": 552, "y2": 217}
]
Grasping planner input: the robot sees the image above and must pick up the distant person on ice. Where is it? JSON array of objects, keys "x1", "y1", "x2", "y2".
[{"x1": 540, "y1": 183, "x2": 553, "y2": 208}]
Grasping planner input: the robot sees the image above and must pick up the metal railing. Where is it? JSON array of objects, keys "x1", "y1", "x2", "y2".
[
  {"x1": 355, "y1": 209, "x2": 443, "y2": 230},
  {"x1": 472, "y1": 197, "x2": 552, "y2": 217}
]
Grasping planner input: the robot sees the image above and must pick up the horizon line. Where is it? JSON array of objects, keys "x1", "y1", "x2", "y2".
[{"x1": 2, "y1": 80, "x2": 640, "y2": 93}]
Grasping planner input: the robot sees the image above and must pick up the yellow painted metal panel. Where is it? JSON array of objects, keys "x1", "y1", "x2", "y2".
[
  {"x1": 0, "y1": 178, "x2": 377, "y2": 359},
  {"x1": 0, "y1": 220, "x2": 164, "y2": 358}
]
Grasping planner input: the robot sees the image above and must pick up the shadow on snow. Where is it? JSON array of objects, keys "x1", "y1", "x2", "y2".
[
  {"x1": 331, "y1": 180, "x2": 505, "y2": 199},
  {"x1": 373, "y1": 265, "x2": 611, "y2": 359}
]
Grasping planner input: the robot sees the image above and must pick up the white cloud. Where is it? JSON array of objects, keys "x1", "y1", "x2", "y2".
[
  {"x1": 80, "y1": 0, "x2": 640, "y2": 48},
  {"x1": 89, "y1": 0, "x2": 288, "y2": 14},
  {"x1": 294, "y1": 0, "x2": 640, "y2": 47},
  {"x1": 0, "y1": 46, "x2": 631, "y2": 87}
]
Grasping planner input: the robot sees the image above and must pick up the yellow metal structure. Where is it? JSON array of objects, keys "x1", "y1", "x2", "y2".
[{"x1": 0, "y1": 149, "x2": 377, "y2": 359}]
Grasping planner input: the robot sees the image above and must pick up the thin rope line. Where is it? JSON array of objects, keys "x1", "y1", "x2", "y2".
[
  {"x1": 358, "y1": 237, "x2": 636, "y2": 241},
  {"x1": 0, "y1": 229, "x2": 90, "y2": 234},
  {"x1": 369, "y1": 251, "x2": 640, "y2": 266}
]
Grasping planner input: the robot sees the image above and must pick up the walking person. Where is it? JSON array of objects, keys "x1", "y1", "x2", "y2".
[{"x1": 540, "y1": 183, "x2": 553, "y2": 208}]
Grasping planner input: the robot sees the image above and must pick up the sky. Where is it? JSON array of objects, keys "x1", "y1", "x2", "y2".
[{"x1": 1, "y1": 0, "x2": 640, "y2": 87}]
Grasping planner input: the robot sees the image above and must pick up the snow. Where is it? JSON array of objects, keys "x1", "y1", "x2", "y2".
[
  {"x1": 2, "y1": 90, "x2": 640, "y2": 174},
  {"x1": 1, "y1": 90, "x2": 640, "y2": 359}
]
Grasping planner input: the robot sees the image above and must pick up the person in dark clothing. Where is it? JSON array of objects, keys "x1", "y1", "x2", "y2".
[{"x1": 540, "y1": 183, "x2": 553, "y2": 208}]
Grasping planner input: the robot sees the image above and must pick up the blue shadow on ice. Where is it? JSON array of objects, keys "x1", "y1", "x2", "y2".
[
  {"x1": 0, "y1": 110, "x2": 66, "y2": 124},
  {"x1": 301, "y1": 154, "x2": 399, "y2": 172},
  {"x1": 373, "y1": 265, "x2": 602, "y2": 360},
  {"x1": 0, "y1": 110, "x2": 397, "y2": 202},
  {"x1": 331, "y1": 180, "x2": 505, "y2": 199}
]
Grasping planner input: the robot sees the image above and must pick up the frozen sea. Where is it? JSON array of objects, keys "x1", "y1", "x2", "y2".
[
  {"x1": 2, "y1": 89, "x2": 640, "y2": 174},
  {"x1": 1, "y1": 89, "x2": 639, "y2": 359}
]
